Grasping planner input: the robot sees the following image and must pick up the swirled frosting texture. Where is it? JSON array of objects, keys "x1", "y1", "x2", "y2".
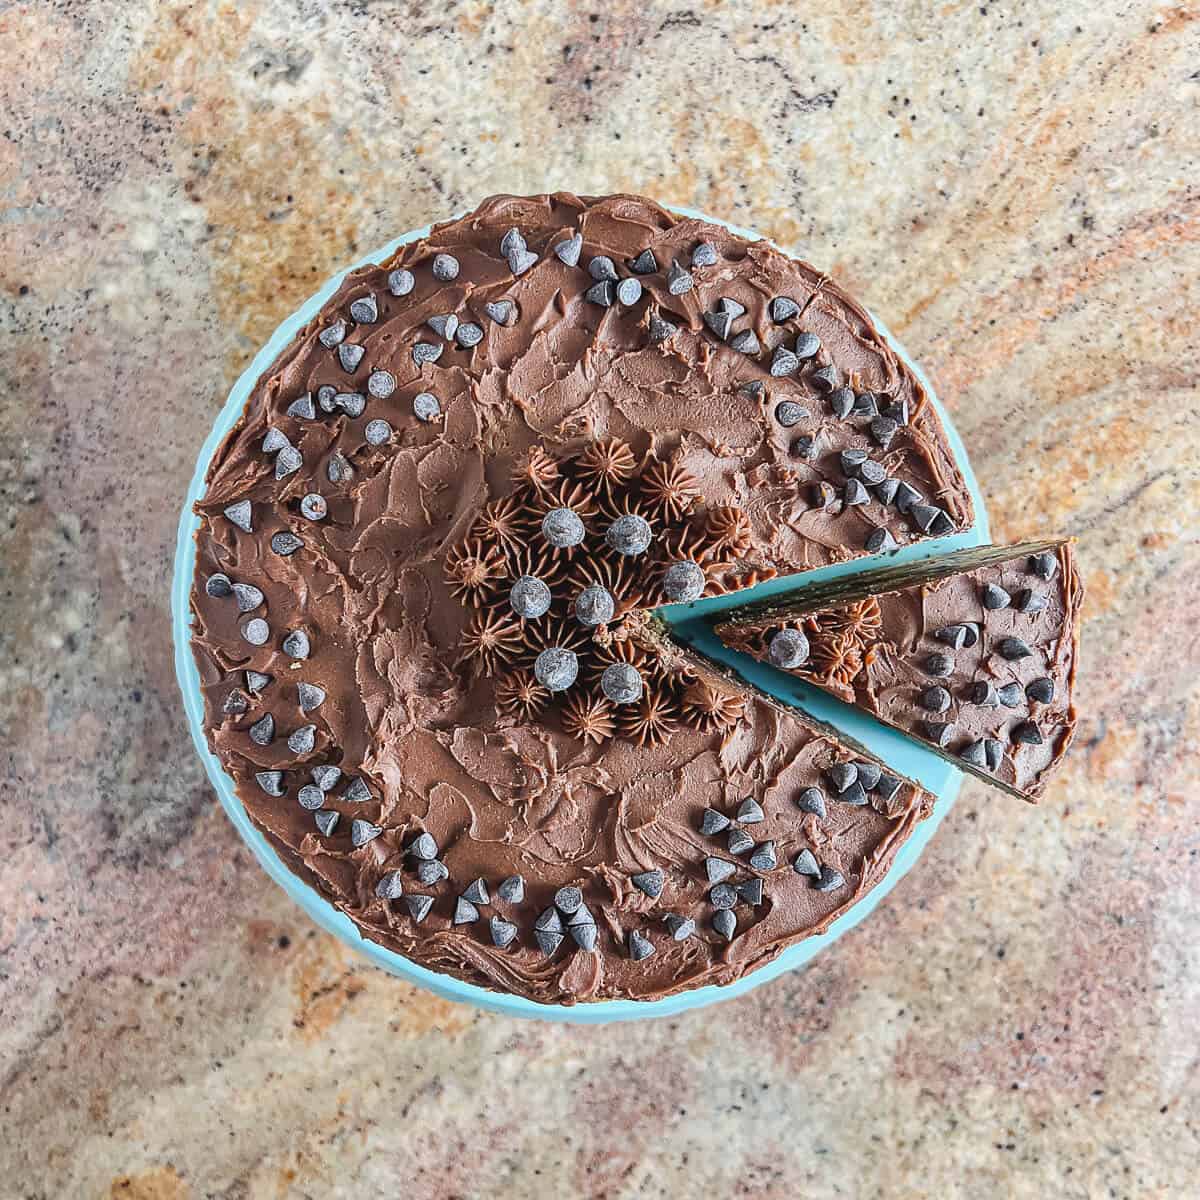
[{"x1": 189, "y1": 193, "x2": 967, "y2": 1003}]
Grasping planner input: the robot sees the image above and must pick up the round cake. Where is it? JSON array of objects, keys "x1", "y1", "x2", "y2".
[{"x1": 189, "y1": 192, "x2": 974, "y2": 1004}]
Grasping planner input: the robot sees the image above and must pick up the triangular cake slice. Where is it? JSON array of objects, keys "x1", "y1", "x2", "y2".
[{"x1": 712, "y1": 540, "x2": 1082, "y2": 801}]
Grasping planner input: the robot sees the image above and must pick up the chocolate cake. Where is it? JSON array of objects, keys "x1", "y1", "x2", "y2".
[
  {"x1": 188, "y1": 192, "x2": 978, "y2": 1004},
  {"x1": 713, "y1": 541, "x2": 1081, "y2": 801}
]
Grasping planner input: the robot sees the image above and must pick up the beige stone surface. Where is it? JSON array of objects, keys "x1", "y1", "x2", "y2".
[{"x1": 1, "y1": 1, "x2": 1197, "y2": 1196}]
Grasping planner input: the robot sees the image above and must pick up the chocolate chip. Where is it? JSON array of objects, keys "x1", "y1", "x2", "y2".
[
  {"x1": 705, "y1": 857, "x2": 736, "y2": 884},
  {"x1": 601, "y1": 663, "x2": 643, "y2": 705},
  {"x1": 709, "y1": 883, "x2": 737, "y2": 909},
  {"x1": 316, "y1": 386, "x2": 337, "y2": 412},
  {"x1": 712, "y1": 909, "x2": 736, "y2": 941},
  {"x1": 412, "y1": 342, "x2": 443, "y2": 366},
  {"x1": 375, "y1": 871, "x2": 404, "y2": 900},
  {"x1": 367, "y1": 369, "x2": 396, "y2": 399},
  {"x1": 554, "y1": 886, "x2": 583, "y2": 914},
  {"x1": 665, "y1": 914, "x2": 696, "y2": 940},
  {"x1": 814, "y1": 865, "x2": 845, "y2": 892},
  {"x1": 282, "y1": 629, "x2": 310, "y2": 659},
  {"x1": 925, "y1": 652, "x2": 955, "y2": 677},
  {"x1": 859, "y1": 460, "x2": 887, "y2": 487},
  {"x1": 768, "y1": 628, "x2": 809, "y2": 668},
  {"x1": 510, "y1": 574, "x2": 552, "y2": 620},
  {"x1": 616, "y1": 277, "x2": 643, "y2": 306},
  {"x1": 223, "y1": 500, "x2": 253, "y2": 533},
  {"x1": 588, "y1": 255, "x2": 618, "y2": 282},
  {"x1": 736, "y1": 798, "x2": 765, "y2": 824},
  {"x1": 409, "y1": 392, "x2": 440, "y2": 423},
  {"x1": 770, "y1": 296, "x2": 800, "y2": 322},
  {"x1": 431, "y1": 253, "x2": 459, "y2": 281},
  {"x1": 648, "y1": 312, "x2": 678, "y2": 343},
  {"x1": 245, "y1": 670, "x2": 271, "y2": 692},
  {"x1": 297, "y1": 784, "x2": 324, "y2": 811},
  {"x1": 275, "y1": 446, "x2": 303, "y2": 479},
  {"x1": 453, "y1": 897, "x2": 480, "y2": 925},
  {"x1": 691, "y1": 241, "x2": 718, "y2": 268},
  {"x1": 775, "y1": 401, "x2": 809, "y2": 428},
  {"x1": 703, "y1": 308, "x2": 733, "y2": 340},
  {"x1": 628, "y1": 930, "x2": 655, "y2": 960},
  {"x1": 408, "y1": 832, "x2": 438, "y2": 860},
  {"x1": 574, "y1": 585, "x2": 615, "y2": 627},
  {"x1": 327, "y1": 453, "x2": 352, "y2": 483},
  {"x1": 737, "y1": 878, "x2": 764, "y2": 906},
  {"x1": 700, "y1": 809, "x2": 730, "y2": 836},
  {"x1": 749, "y1": 841, "x2": 777, "y2": 871},
  {"x1": 427, "y1": 313, "x2": 459, "y2": 339},
  {"x1": 770, "y1": 346, "x2": 799, "y2": 376},
  {"x1": 333, "y1": 391, "x2": 365, "y2": 418},
  {"x1": 727, "y1": 827, "x2": 754, "y2": 855},
  {"x1": 998, "y1": 637, "x2": 1034, "y2": 660},
  {"x1": 997, "y1": 682, "x2": 1024, "y2": 708},
  {"x1": 387, "y1": 268, "x2": 414, "y2": 297},
  {"x1": 865, "y1": 527, "x2": 898, "y2": 553},
  {"x1": 300, "y1": 493, "x2": 327, "y2": 521},
  {"x1": 314, "y1": 811, "x2": 339, "y2": 836},
  {"x1": 829, "y1": 387, "x2": 855, "y2": 419},
  {"x1": 827, "y1": 762, "x2": 858, "y2": 792},
  {"x1": 535, "y1": 907, "x2": 564, "y2": 933},
  {"x1": 318, "y1": 320, "x2": 347, "y2": 349},
  {"x1": 876, "y1": 774, "x2": 903, "y2": 803},
  {"x1": 567, "y1": 904, "x2": 595, "y2": 930},
  {"x1": 499, "y1": 227, "x2": 526, "y2": 258},
  {"x1": 416, "y1": 859, "x2": 449, "y2": 885},
  {"x1": 343, "y1": 777, "x2": 372, "y2": 803},
  {"x1": 984, "y1": 738, "x2": 1005, "y2": 769},
  {"x1": 793, "y1": 848, "x2": 820, "y2": 877},
  {"x1": 461, "y1": 878, "x2": 489, "y2": 906},
  {"x1": 873, "y1": 479, "x2": 900, "y2": 506},
  {"x1": 223, "y1": 691, "x2": 248, "y2": 715},
  {"x1": 666, "y1": 259, "x2": 693, "y2": 295},
  {"x1": 241, "y1": 618, "x2": 270, "y2": 646},
  {"x1": 921, "y1": 685, "x2": 952, "y2": 713},
  {"x1": 349, "y1": 294, "x2": 377, "y2": 324},
  {"x1": 632, "y1": 868, "x2": 664, "y2": 898},
  {"x1": 795, "y1": 787, "x2": 826, "y2": 818},
  {"x1": 1017, "y1": 588, "x2": 1047, "y2": 615},
  {"x1": 959, "y1": 740, "x2": 988, "y2": 768},
  {"x1": 1013, "y1": 721, "x2": 1043, "y2": 746},
  {"x1": 350, "y1": 819, "x2": 382, "y2": 848},
  {"x1": 852, "y1": 392, "x2": 879, "y2": 419},
  {"x1": 585, "y1": 280, "x2": 615, "y2": 307},
  {"x1": 844, "y1": 478, "x2": 870, "y2": 507},
  {"x1": 364, "y1": 419, "x2": 392, "y2": 446},
  {"x1": 870, "y1": 416, "x2": 898, "y2": 448},
  {"x1": 850, "y1": 762, "x2": 880, "y2": 791},
  {"x1": 982, "y1": 583, "x2": 1011, "y2": 610},
  {"x1": 1027, "y1": 677, "x2": 1055, "y2": 704},
  {"x1": 570, "y1": 921, "x2": 600, "y2": 951},
  {"x1": 935, "y1": 625, "x2": 970, "y2": 649},
  {"x1": 630, "y1": 248, "x2": 657, "y2": 274},
  {"x1": 255, "y1": 770, "x2": 285, "y2": 796},
  {"x1": 311, "y1": 765, "x2": 341, "y2": 793},
  {"x1": 890, "y1": 482, "x2": 920, "y2": 514},
  {"x1": 794, "y1": 332, "x2": 821, "y2": 359},
  {"x1": 812, "y1": 481, "x2": 837, "y2": 509},
  {"x1": 454, "y1": 323, "x2": 484, "y2": 348},
  {"x1": 287, "y1": 724, "x2": 316, "y2": 755},
  {"x1": 909, "y1": 503, "x2": 945, "y2": 533},
  {"x1": 661, "y1": 560, "x2": 706, "y2": 603},
  {"x1": 925, "y1": 721, "x2": 955, "y2": 747},
  {"x1": 534, "y1": 929, "x2": 564, "y2": 956},
  {"x1": 337, "y1": 343, "x2": 365, "y2": 372},
  {"x1": 810, "y1": 364, "x2": 839, "y2": 393},
  {"x1": 497, "y1": 875, "x2": 525, "y2": 903},
  {"x1": 507, "y1": 246, "x2": 538, "y2": 275},
  {"x1": 485, "y1": 299, "x2": 516, "y2": 325},
  {"x1": 1029, "y1": 552, "x2": 1058, "y2": 580},
  {"x1": 489, "y1": 917, "x2": 518, "y2": 948},
  {"x1": 791, "y1": 435, "x2": 817, "y2": 461},
  {"x1": 554, "y1": 233, "x2": 583, "y2": 267},
  {"x1": 730, "y1": 329, "x2": 761, "y2": 355},
  {"x1": 840, "y1": 781, "x2": 868, "y2": 806},
  {"x1": 206, "y1": 573, "x2": 233, "y2": 598},
  {"x1": 534, "y1": 647, "x2": 578, "y2": 692},
  {"x1": 970, "y1": 681, "x2": 999, "y2": 707},
  {"x1": 297, "y1": 682, "x2": 326, "y2": 712},
  {"x1": 404, "y1": 894, "x2": 434, "y2": 923},
  {"x1": 606, "y1": 513, "x2": 652, "y2": 556}
]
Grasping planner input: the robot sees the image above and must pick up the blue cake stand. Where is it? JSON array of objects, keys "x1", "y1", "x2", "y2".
[{"x1": 172, "y1": 208, "x2": 989, "y2": 1023}]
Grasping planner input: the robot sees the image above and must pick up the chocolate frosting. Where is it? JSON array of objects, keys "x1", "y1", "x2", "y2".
[
  {"x1": 188, "y1": 192, "x2": 971, "y2": 1003},
  {"x1": 715, "y1": 542, "x2": 1082, "y2": 800}
]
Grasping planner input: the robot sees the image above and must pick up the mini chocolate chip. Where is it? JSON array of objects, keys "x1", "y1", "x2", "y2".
[
  {"x1": 282, "y1": 629, "x2": 310, "y2": 659},
  {"x1": 327, "y1": 453, "x2": 352, "y2": 483},
  {"x1": 387, "y1": 268, "x2": 414, "y2": 297},
  {"x1": 791, "y1": 435, "x2": 817, "y2": 461},
  {"x1": 485, "y1": 299, "x2": 516, "y2": 325},
  {"x1": 453, "y1": 897, "x2": 480, "y2": 925},
  {"x1": 844, "y1": 478, "x2": 870, "y2": 507},
  {"x1": 770, "y1": 296, "x2": 800, "y2": 322},
  {"x1": 499, "y1": 227, "x2": 526, "y2": 257},
  {"x1": 984, "y1": 738, "x2": 1005, "y2": 770},
  {"x1": 241, "y1": 618, "x2": 270, "y2": 646},
  {"x1": 364, "y1": 419, "x2": 392, "y2": 446},
  {"x1": 840, "y1": 448, "x2": 868, "y2": 474},
  {"x1": 793, "y1": 848, "x2": 820, "y2": 877},
  {"x1": 534, "y1": 929, "x2": 564, "y2": 956},
  {"x1": 876, "y1": 774, "x2": 902, "y2": 803},
  {"x1": 715, "y1": 296, "x2": 744, "y2": 319},
  {"x1": 814, "y1": 865, "x2": 845, "y2": 892},
  {"x1": 775, "y1": 401, "x2": 809, "y2": 427},
  {"x1": 350, "y1": 820, "x2": 381, "y2": 848},
  {"x1": 411, "y1": 342, "x2": 443, "y2": 366},
  {"x1": 318, "y1": 320, "x2": 347, "y2": 348},
  {"x1": 812, "y1": 481, "x2": 837, "y2": 509},
  {"x1": 1026, "y1": 677, "x2": 1055, "y2": 704},
  {"x1": 288, "y1": 724, "x2": 316, "y2": 755},
  {"x1": 730, "y1": 329, "x2": 760, "y2": 354},
  {"x1": 412, "y1": 392, "x2": 441, "y2": 422},
  {"x1": 870, "y1": 416, "x2": 898, "y2": 448},
  {"x1": 874, "y1": 478, "x2": 901, "y2": 505},
  {"x1": 840, "y1": 781, "x2": 868, "y2": 806},
  {"x1": 255, "y1": 770, "x2": 285, "y2": 796},
  {"x1": 497, "y1": 875, "x2": 525, "y2": 903},
  {"x1": 770, "y1": 345, "x2": 799, "y2": 376},
  {"x1": 1017, "y1": 588, "x2": 1047, "y2": 614},
  {"x1": 317, "y1": 385, "x2": 338, "y2": 412},
  {"x1": 507, "y1": 247, "x2": 538, "y2": 275},
  {"x1": 884, "y1": 398, "x2": 910, "y2": 425},
  {"x1": 925, "y1": 652, "x2": 955, "y2": 677},
  {"x1": 585, "y1": 280, "x2": 615, "y2": 307},
  {"x1": 709, "y1": 883, "x2": 737, "y2": 909},
  {"x1": 333, "y1": 391, "x2": 365, "y2": 418},
  {"x1": 628, "y1": 930, "x2": 655, "y2": 960},
  {"x1": 206, "y1": 573, "x2": 233, "y2": 598},
  {"x1": 376, "y1": 871, "x2": 404, "y2": 900},
  {"x1": 829, "y1": 387, "x2": 855, "y2": 419},
  {"x1": 935, "y1": 625, "x2": 970, "y2": 649},
  {"x1": 299, "y1": 493, "x2": 327, "y2": 522},
  {"x1": 736, "y1": 798, "x2": 765, "y2": 824},
  {"x1": 349, "y1": 294, "x2": 377, "y2": 324},
  {"x1": 925, "y1": 721, "x2": 955, "y2": 747},
  {"x1": 416, "y1": 859, "x2": 449, "y2": 885},
  {"x1": 367, "y1": 368, "x2": 396, "y2": 399},
  {"x1": 648, "y1": 312, "x2": 678, "y2": 343},
  {"x1": 554, "y1": 885, "x2": 584, "y2": 914},
  {"x1": 311, "y1": 765, "x2": 341, "y2": 792},
  {"x1": 852, "y1": 392, "x2": 879, "y2": 418},
  {"x1": 343, "y1": 777, "x2": 372, "y2": 803},
  {"x1": 588, "y1": 255, "x2": 619, "y2": 281},
  {"x1": 601, "y1": 663, "x2": 643, "y2": 705},
  {"x1": 632, "y1": 869, "x2": 664, "y2": 899},
  {"x1": 982, "y1": 583, "x2": 1011, "y2": 610},
  {"x1": 455, "y1": 322, "x2": 484, "y2": 348},
  {"x1": 909, "y1": 503, "x2": 944, "y2": 533},
  {"x1": 314, "y1": 810, "x2": 339, "y2": 836},
  {"x1": 997, "y1": 682, "x2": 1024, "y2": 708},
  {"x1": 970, "y1": 680, "x2": 1000, "y2": 707},
  {"x1": 892, "y1": 482, "x2": 922, "y2": 513},
  {"x1": 297, "y1": 784, "x2": 324, "y2": 811},
  {"x1": 700, "y1": 809, "x2": 731, "y2": 836},
  {"x1": 461, "y1": 877, "x2": 490, "y2": 907},
  {"x1": 297, "y1": 682, "x2": 326, "y2": 713},
  {"x1": 616, "y1": 277, "x2": 643, "y2": 306},
  {"x1": 629, "y1": 248, "x2": 657, "y2": 274},
  {"x1": 795, "y1": 787, "x2": 826, "y2": 818},
  {"x1": 427, "y1": 313, "x2": 459, "y2": 339},
  {"x1": 810, "y1": 364, "x2": 839, "y2": 393},
  {"x1": 574, "y1": 585, "x2": 615, "y2": 627},
  {"x1": 959, "y1": 740, "x2": 989, "y2": 768},
  {"x1": 703, "y1": 308, "x2": 733, "y2": 340},
  {"x1": 661, "y1": 560, "x2": 706, "y2": 603},
  {"x1": 865, "y1": 527, "x2": 898, "y2": 553},
  {"x1": 510, "y1": 574, "x2": 552, "y2": 620},
  {"x1": 337, "y1": 343, "x2": 365, "y2": 372},
  {"x1": 794, "y1": 332, "x2": 821, "y2": 359},
  {"x1": 859, "y1": 459, "x2": 887, "y2": 486},
  {"x1": 666, "y1": 259, "x2": 693, "y2": 295},
  {"x1": 998, "y1": 637, "x2": 1034, "y2": 660},
  {"x1": 535, "y1": 907, "x2": 564, "y2": 933},
  {"x1": 827, "y1": 762, "x2": 858, "y2": 792},
  {"x1": 1012, "y1": 721, "x2": 1042, "y2": 747},
  {"x1": 712, "y1": 908, "x2": 737, "y2": 941},
  {"x1": 1029, "y1": 552, "x2": 1058, "y2": 580},
  {"x1": 542, "y1": 507, "x2": 585, "y2": 548},
  {"x1": 665, "y1": 914, "x2": 696, "y2": 940},
  {"x1": 691, "y1": 241, "x2": 718, "y2": 267},
  {"x1": 223, "y1": 691, "x2": 249, "y2": 715},
  {"x1": 554, "y1": 233, "x2": 583, "y2": 267},
  {"x1": 534, "y1": 647, "x2": 578, "y2": 692},
  {"x1": 921, "y1": 685, "x2": 952, "y2": 713},
  {"x1": 727, "y1": 827, "x2": 754, "y2": 855},
  {"x1": 431, "y1": 253, "x2": 459, "y2": 281},
  {"x1": 768, "y1": 628, "x2": 809, "y2": 668},
  {"x1": 605, "y1": 513, "x2": 652, "y2": 556},
  {"x1": 408, "y1": 832, "x2": 438, "y2": 860},
  {"x1": 749, "y1": 841, "x2": 777, "y2": 871},
  {"x1": 245, "y1": 670, "x2": 271, "y2": 692},
  {"x1": 737, "y1": 878, "x2": 764, "y2": 906},
  {"x1": 275, "y1": 446, "x2": 303, "y2": 479},
  {"x1": 404, "y1": 894, "x2": 434, "y2": 923},
  {"x1": 705, "y1": 857, "x2": 736, "y2": 884},
  {"x1": 223, "y1": 500, "x2": 253, "y2": 532},
  {"x1": 852, "y1": 762, "x2": 882, "y2": 790},
  {"x1": 490, "y1": 917, "x2": 518, "y2": 948}
]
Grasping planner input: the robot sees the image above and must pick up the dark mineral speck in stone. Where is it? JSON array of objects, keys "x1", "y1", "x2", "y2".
[{"x1": 413, "y1": 392, "x2": 441, "y2": 422}]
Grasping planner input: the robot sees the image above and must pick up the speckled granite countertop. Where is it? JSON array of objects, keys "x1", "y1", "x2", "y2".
[{"x1": 2, "y1": 3, "x2": 1197, "y2": 1197}]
